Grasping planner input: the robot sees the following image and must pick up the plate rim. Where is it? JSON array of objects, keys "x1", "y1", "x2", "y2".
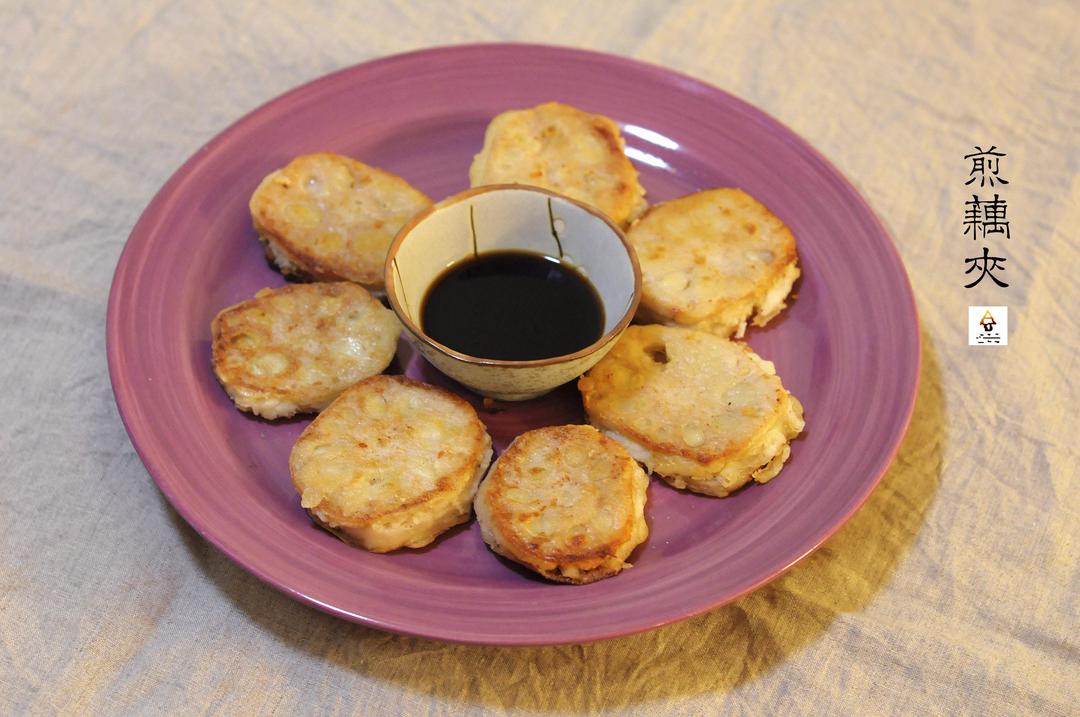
[{"x1": 106, "y1": 42, "x2": 921, "y2": 645}]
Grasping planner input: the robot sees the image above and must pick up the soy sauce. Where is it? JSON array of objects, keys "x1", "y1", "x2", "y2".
[{"x1": 421, "y1": 251, "x2": 604, "y2": 361}]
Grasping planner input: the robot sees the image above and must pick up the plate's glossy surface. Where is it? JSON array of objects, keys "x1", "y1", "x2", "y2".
[{"x1": 107, "y1": 44, "x2": 919, "y2": 645}]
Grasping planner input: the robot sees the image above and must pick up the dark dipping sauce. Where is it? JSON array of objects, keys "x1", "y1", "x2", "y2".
[{"x1": 421, "y1": 251, "x2": 605, "y2": 361}]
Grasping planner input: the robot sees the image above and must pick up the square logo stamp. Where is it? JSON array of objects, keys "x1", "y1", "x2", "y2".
[{"x1": 969, "y1": 306, "x2": 1008, "y2": 346}]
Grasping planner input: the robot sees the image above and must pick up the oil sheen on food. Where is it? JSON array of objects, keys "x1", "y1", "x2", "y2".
[{"x1": 421, "y1": 251, "x2": 604, "y2": 361}]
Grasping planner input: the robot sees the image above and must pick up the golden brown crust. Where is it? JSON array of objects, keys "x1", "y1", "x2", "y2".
[
  {"x1": 469, "y1": 102, "x2": 647, "y2": 227},
  {"x1": 210, "y1": 282, "x2": 400, "y2": 419},
  {"x1": 474, "y1": 425, "x2": 649, "y2": 584},
  {"x1": 578, "y1": 325, "x2": 804, "y2": 496},
  {"x1": 289, "y1": 375, "x2": 492, "y2": 552},
  {"x1": 249, "y1": 153, "x2": 432, "y2": 289},
  {"x1": 628, "y1": 188, "x2": 799, "y2": 337}
]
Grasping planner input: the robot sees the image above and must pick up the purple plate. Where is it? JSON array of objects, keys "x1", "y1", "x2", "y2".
[{"x1": 107, "y1": 44, "x2": 919, "y2": 645}]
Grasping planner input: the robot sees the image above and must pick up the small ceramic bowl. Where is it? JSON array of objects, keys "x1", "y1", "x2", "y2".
[{"x1": 385, "y1": 185, "x2": 641, "y2": 401}]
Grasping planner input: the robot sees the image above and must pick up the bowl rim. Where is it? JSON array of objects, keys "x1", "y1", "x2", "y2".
[{"x1": 384, "y1": 184, "x2": 643, "y2": 368}]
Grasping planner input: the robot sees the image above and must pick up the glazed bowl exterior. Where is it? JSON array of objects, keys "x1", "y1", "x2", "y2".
[{"x1": 385, "y1": 185, "x2": 642, "y2": 400}]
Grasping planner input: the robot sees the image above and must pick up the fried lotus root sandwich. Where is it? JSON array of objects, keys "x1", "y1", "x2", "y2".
[
  {"x1": 628, "y1": 188, "x2": 799, "y2": 338},
  {"x1": 249, "y1": 152, "x2": 432, "y2": 290},
  {"x1": 211, "y1": 282, "x2": 400, "y2": 419},
  {"x1": 579, "y1": 324, "x2": 804, "y2": 497},
  {"x1": 290, "y1": 375, "x2": 493, "y2": 553},
  {"x1": 469, "y1": 101, "x2": 647, "y2": 227},
  {"x1": 474, "y1": 425, "x2": 649, "y2": 584}
]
